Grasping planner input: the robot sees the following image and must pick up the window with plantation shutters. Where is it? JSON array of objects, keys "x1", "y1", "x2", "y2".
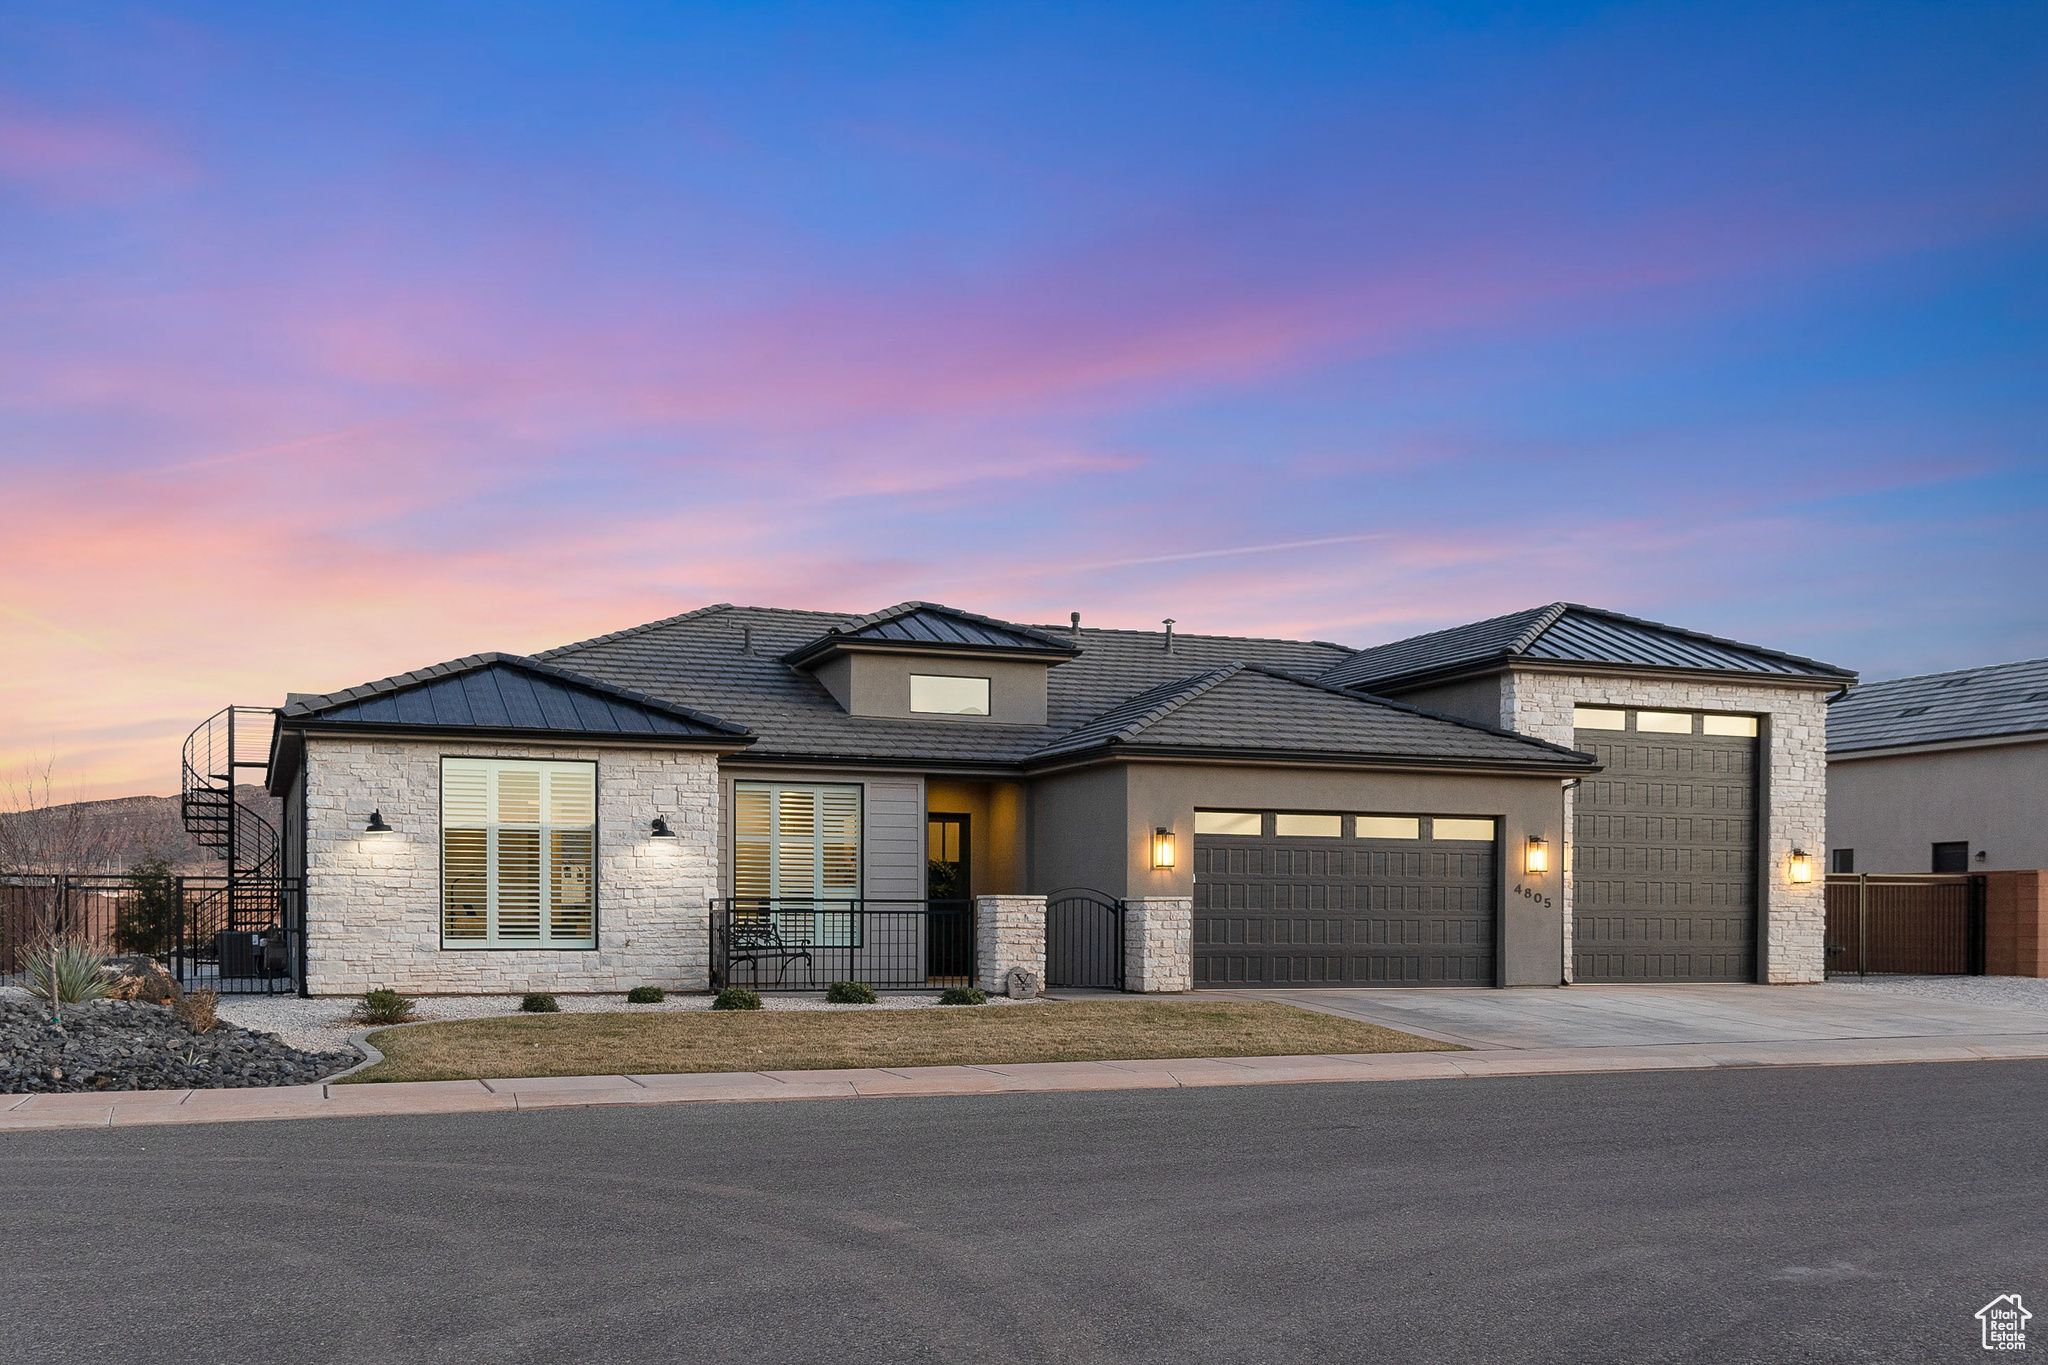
[
  {"x1": 441, "y1": 758, "x2": 598, "y2": 949},
  {"x1": 733, "y1": 782, "x2": 861, "y2": 946}
]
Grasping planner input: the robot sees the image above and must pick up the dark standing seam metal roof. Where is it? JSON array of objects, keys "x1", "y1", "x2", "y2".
[
  {"x1": 829, "y1": 602, "x2": 1077, "y2": 652},
  {"x1": 1318, "y1": 603, "x2": 1854, "y2": 692},
  {"x1": 1828, "y1": 656, "x2": 2048, "y2": 754},
  {"x1": 277, "y1": 653, "x2": 753, "y2": 739}
]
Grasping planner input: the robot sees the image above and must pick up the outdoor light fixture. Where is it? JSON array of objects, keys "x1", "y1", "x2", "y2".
[
  {"x1": 1151, "y1": 827, "x2": 1177, "y2": 869},
  {"x1": 650, "y1": 816, "x2": 677, "y2": 839},
  {"x1": 1789, "y1": 848, "x2": 1813, "y2": 884},
  {"x1": 1525, "y1": 836, "x2": 1549, "y2": 874},
  {"x1": 363, "y1": 810, "x2": 394, "y2": 838}
]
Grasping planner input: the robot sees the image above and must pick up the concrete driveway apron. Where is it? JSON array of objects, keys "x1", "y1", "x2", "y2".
[{"x1": 1203, "y1": 983, "x2": 2048, "y2": 1050}]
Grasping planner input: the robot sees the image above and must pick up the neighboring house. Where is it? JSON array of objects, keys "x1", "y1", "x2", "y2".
[
  {"x1": 1826, "y1": 657, "x2": 2048, "y2": 873},
  {"x1": 1319, "y1": 604, "x2": 1853, "y2": 985},
  {"x1": 261, "y1": 600, "x2": 1849, "y2": 997}
]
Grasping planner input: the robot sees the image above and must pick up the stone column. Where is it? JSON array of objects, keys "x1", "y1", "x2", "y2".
[
  {"x1": 1123, "y1": 897, "x2": 1193, "y2": 993},
  {"x1": 975, "y1": 895, "x2": 1046, "y2": 990}
]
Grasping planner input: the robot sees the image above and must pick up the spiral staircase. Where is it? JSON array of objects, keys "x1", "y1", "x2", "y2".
[{"x1": 179, "y1": 707, "x2": 290, "y2": 985}]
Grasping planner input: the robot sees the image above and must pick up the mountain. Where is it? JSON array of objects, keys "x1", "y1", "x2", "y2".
[{"x1": 0, "y1": 786, "x2": 282, "y2": 874}]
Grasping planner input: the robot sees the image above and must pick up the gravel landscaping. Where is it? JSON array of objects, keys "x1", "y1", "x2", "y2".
[
  {"x1": 0, "y1": 996, "x2": 359, "y2": 1094},
  {"x1": 210, "y1": 989, "x2": 1039, "y2": 1054},
  {"x1": 1826, "y1": 974, "x2": 2048, "y2": 1013}
]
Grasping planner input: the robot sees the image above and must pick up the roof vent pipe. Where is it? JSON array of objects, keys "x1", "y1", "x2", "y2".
[
  {"x1": 742, "y1": 625, "x2": 753, "y2": 655},
  {"x1": 1070, "y1": 611, "x2": 1081, "y2": 640},
  {"x1": 1163, "y1": 619, "x2": 1175, "y2": 653}
]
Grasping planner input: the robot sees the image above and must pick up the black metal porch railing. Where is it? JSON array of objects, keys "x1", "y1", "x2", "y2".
[
  {"x1": 711, "y1": 899, "x2": 975, "y2": 992},
  {"x1": 1, "y1": 874, "x2": 305, "y2": 996}
]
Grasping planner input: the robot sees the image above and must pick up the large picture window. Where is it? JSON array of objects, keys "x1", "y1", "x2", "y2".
[
  {"x1": 733, "y1": 782, "x2": 861, "y2": 946},
  {"x1": 442, "y1": 758, "x2": 597, "y2": 949}
]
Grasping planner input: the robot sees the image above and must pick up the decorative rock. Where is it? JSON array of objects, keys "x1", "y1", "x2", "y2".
[
  {"x1": 101, "y1": 956, "x2": 182, "y2": 1005},
  {"x1": 0, "y1": 998, "x2": 356, "y2": 1093},
  {"x1": 1004, "y1": 967, "x2": 1041, "y2": 1000}
]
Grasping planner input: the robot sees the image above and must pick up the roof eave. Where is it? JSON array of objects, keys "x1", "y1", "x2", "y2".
[
  {"x1": 279, "y1": 719, "x2": 758, "y2": 751},
  {"x1": 779, "y1": 637, "x2": 1079, "y2": 669},
  {"x1": 1827, "y1": 729, "x2": 2048, "y2": 762},
  {"x1": 1023, "y1": 740, "x2": 1599, "y2": 778},
  {"x1": 1352, "y1": 657, "x2": 1857, "y2": 695}
]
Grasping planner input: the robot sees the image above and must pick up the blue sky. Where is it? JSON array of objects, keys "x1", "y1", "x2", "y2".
[{"x1": 1, "y1": 0, "x2": 2044, "y2": 793}]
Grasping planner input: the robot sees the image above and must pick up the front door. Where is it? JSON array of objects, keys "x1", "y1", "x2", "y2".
[{"x1": 926, "y1": 814, "x2": 972, "y2": 980}]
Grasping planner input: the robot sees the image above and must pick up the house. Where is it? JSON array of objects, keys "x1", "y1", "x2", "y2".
[
  {"x1": 1825, "y1": 656, "x2": 2048, "y2": 873},
  {"x1": 260, "y1": 600, "x2": 1850, "y2": 996}
]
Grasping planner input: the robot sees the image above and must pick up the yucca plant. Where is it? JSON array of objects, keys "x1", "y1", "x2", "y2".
[{"x1": 25, "y1": 937, "x2": 110, "y2": 1025}]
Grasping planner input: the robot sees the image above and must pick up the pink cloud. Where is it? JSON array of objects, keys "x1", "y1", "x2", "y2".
[{"x1": 0, "y1": 107, "x2": 193, "y2": 203}]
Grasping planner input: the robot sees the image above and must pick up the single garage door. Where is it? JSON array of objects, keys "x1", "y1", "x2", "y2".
[
  {"x1": 1193, "y1": 810, "x2": 1497, "y2": 987},
  {"x1": 1571, "y1": 707, "x2": 1758, "y2": 982}
]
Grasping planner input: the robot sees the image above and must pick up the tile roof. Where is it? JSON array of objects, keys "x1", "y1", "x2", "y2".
[
  {"x1": 1026, "y1": 663, "x2": 1595, "y2": 769},
  {"x1": 524, "y1": 603, "x2": 1585, "y2": 772},
  {"x1": 1318, "y1": 603, "x2": 1853, "y2": 691},
  {"x1": 278, "y1": 654, "x2": 752, "y2": 740},
  {"x1": 1828, "y1": 656, "x2": 2048, "y2": 754}
]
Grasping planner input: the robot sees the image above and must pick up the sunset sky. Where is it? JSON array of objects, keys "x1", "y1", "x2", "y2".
[{"x1": 4, "y1": 1, "x2": 2045, "y2": 799}]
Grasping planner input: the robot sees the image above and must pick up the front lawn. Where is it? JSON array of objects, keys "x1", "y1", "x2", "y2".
[{"x1": 340, "y1": 999, "x2": 1456, "y2": 1083}]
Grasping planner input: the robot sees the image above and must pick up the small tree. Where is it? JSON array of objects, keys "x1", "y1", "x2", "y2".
[{"x1": 114, "y1": 852, "x2": 180, "y2": 957}]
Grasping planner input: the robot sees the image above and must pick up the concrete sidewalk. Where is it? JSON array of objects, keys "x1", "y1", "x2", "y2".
[{"x1": 7, "y1": 1028, "x2": 2048, "y2": 1132}]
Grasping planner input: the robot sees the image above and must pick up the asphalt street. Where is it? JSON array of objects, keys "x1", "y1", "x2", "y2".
[{"x1": 4, "y1": 1061, "x2": 2043, "y2": 1364}]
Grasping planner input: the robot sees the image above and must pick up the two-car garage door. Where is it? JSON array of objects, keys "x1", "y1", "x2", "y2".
[{"x1": 1193, "y1": 811, "x2": 1497, "y2": 987}]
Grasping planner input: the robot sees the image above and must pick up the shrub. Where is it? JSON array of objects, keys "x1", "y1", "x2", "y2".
[
  {"x1": 626, "y1": 986, "x2": 665, "y2": 1004},
  {"x1": 520, "y1": 993, "x2": 560, "y2": 1013},
  {"x1": 825, "y1": 980, "x2": 878, "y2": 1005},
  {"x1": 25, "y1": 937, "x2": 110, "y2": 1013},
  {"x1": 358, "y1": 988, "x2": 416, "y2": 1025},
  {"x1": 712, "y1": 987, "x2": 762, "y2": 1011},
  {"x1": 114, "y1": 852, "x2": 180, "y2": 956},
  {"x1": 938, "y1": 986, "x2": 987, "y2": 1006},
  {"x1": 174, "y1": 988, "x2": 219, "y2": 1034}
]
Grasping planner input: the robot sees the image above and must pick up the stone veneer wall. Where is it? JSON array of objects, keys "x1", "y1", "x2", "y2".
[
  {"x1": 1499, "y1": 672, "x2": 1831, "y2": 985},
  {"x1": 975, "y1": 895, "x2": 1047, "y2": 990},
  {"x1": 301, "y1": 737, "x2": 720, "y2": 996},
  {"x1": 1123, "y1": 897, "x2": 1193, "y2": 993}
]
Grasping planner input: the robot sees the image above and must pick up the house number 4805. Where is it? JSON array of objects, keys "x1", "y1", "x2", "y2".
[{"x1": 1513, "y1": 883, "x2": 1554, "y2": 909}]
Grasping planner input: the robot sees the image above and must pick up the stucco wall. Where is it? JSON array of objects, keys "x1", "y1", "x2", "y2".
[
  {"x1": 300, "y1": 737, "x2": 720, "y2": 996},
  {"x1": 1827, "y1": 739, "x2": 2048, "y2": 873},
  {"x1": 1500, "y1": 670, "x2": 1831, "y2": 984},
  {"x1": 813, "y1": 652, "x2": 1051, "y2": 726}
]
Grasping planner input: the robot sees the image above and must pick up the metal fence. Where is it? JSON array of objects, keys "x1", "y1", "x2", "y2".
[
  {"x1": 1045, "y1": 888, "x2": 1125, "y2": 990},
  {"x1": 1, "y1": 875, "x2": 304, "y2": 995},
  {"x1": 710, "y1": 899, "x2": 976, "y2": 992},
  {"x1": 1824, "y1": 873, "x2": 1985, "y2": 977}
]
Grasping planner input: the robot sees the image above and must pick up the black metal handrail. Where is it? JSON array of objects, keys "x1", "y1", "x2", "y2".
[
  {"x1": 180, "y1": 706, "x2": 281, "y2": 882},
  {"x1": 1, "y1": 873, "x2": 304, "y2": 995},
  {"x1": 711, "y1": 898, "x2": 976, "y2": 992}
]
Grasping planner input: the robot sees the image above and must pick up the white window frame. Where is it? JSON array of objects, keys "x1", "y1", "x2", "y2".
[
  {"x1": 732, "y1": 782, "x2": 864, "y2": 947},
  {"x1": 440, "y1": 757, "x2": 599, "y2": 950}
]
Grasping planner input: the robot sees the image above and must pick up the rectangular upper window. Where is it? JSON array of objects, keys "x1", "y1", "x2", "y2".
[
  {"x1": 1831, "y1": 848, "x2": 1854, "y2": 874},
  {"x1": 1431, "y1": 817, "x2": 1496, "y2": 841},
  {"x1": 441, "y1": 758, "x2": 597, "y2": 950},
  {"x1": 1573, "y1": 707, "x2": 1628, "y2": 730},
  {"x1": 1635, "y1": 710, "x2": 1695, "y2": 734},
  {"x1": 734, "y1": 782, "x2": 862, "y2": 946},
  {"x1": 1274, "y1": 813, "x2": 1342, "y2": 838},
  {"x1": 1355, "y1": 816, "x2": 1421, "y2": 840},
  {"x1": 1194, "y1": 810, "x2": 1261, "y2": 835},
  {"x1": 909, "y1": 675, "x2": 991, "y2": 715},
  {"x1": 1702, "y1": 714, "x2": 1759, "y2": 737}
]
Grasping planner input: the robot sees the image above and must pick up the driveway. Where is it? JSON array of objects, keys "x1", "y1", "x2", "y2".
[{"x1": 1210, "y1": 981, "x2": 2048, "y2": 1050}]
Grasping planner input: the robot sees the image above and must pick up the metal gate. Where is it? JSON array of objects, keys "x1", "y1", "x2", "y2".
[
  {"x1": 1045, "y1": 889, "x2": 1125, "y2": 990},
  {"x1": 1825, "y1": 873, "x2": 1985, "y2": 976}
]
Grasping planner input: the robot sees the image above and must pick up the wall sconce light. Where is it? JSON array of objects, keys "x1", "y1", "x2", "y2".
[
  {"x1": 1525, "y1": 836, "x2": 1549, "y2": 874},
  {"x1": 1789, "y1": 848, "x2": 1813, "y2": 884},
  {"x1": 363, "y1": 810, "x2": 394, "y2": 838},
  {"x1": 650, "y1": 816, "x2": 677, "y2": 839},
  {"x1": 1151, "y1": 827, "x2": 1177, "y2": 869}
]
